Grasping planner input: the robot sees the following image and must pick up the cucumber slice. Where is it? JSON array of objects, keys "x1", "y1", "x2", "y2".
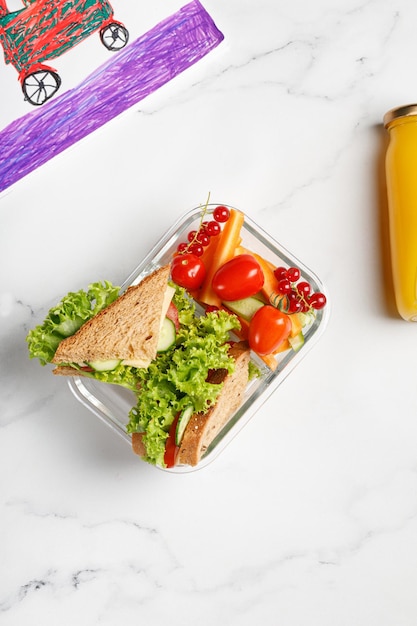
[
  {"x1": 157, "y1": 317, "x2": 176, "y2": 352},
  {"x1": 88, "y1": 358, "x2": 121, "y2": 372},
  {"x1": 222, "y1": 296, "x2": 264, "y2": 321},
  {"x1": 297, "y1": 311, "x2": 316, "y2": 327},
  {"x1": 175, "y1": 405, "x2": 194, "y2": 446},
  {"x1": 288, "y1": 331, "x2": 305, "y2": 352}
]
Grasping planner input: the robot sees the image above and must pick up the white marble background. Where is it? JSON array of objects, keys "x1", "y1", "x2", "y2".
[{"x1": 2, "y1": 0, "x2": 417, "y2": 624}]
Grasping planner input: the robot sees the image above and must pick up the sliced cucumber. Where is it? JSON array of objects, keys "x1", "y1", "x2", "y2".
[
  {"x1": 157, "y1": 317, "x2": 176, "y2": 352},
  {"x1": 297, "y1": 311, "x2": 316, "y2": 327},
  {"x1": 222, "y1": 296, "x2": 264, "y2": 321},
  {"x1": 288, "y1": 331, "x2": 305, "y2": 352},
  {"x1": 175, "y1": 405, "x2": 194, "y2": 446},
  {"x1": 88, "y1": 358, "x2": 121, "y2": 372}
]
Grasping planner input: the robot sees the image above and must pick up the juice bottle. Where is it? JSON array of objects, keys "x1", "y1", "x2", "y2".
[{"x1": 384, "y1": 104, "x2": 417, "y2": 321}]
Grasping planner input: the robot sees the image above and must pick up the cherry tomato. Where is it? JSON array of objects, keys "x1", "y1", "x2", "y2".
[
  {"x1": 164, "y1": 412, "x2": 180, "y2": 468},
  {"x1": 248, "y1": 305, "x2": 292, "y2": 355},
  {"x1": 212, "y1": 255, "x2": 264, "y2": 301},
  {"x1": 205, "y1": 305, "x2": 220, "y2": 313},
  {"x1": 171, "y1": 253, "x2": 206, "y2": 290},
  {"x1": 166, "y1": 301, "x2": 180, "y2": 331}
]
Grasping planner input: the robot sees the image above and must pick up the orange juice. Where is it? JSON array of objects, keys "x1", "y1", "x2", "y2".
[{"x1": 384, "y1": 104, "x2": 417, "y2": 321}]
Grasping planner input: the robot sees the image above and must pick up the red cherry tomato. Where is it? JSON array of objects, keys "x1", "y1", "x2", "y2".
[
  {"x1": 248, "y1": 305, "x2": 292, "y2": 355},
  {"x1": 166, "y1": 301, "x2": 180, "y2": 331},
  {"x1": 171, "y1": 253, "x2": 206, "y2": 290},
  {"x1": 212, "y1": 255, "x2": 264, "y2": 301},
  {"x1": 164, "y1": 413, "x2": 180, "y2": 468}
]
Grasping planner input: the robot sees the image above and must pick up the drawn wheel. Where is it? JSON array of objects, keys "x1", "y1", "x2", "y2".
[
  {"x1": 22, "y1": 70, "x2": 61, "y2": 106},
  {"x1": 100, "y1": 23, "x2": 129, "y2": 51}
]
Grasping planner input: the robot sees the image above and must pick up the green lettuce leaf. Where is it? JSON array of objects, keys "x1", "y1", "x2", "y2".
[{"x1": 26, "y1": 281, "x2": 120, "y2": 365}]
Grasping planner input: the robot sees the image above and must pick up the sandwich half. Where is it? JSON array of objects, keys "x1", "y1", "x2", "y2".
[
  {"x1": 131, "y1": 341, "x2": 251, "y2": 466},
  {"x1": 52, "y1": 264, "x2": 172, "y2": 375},
  {"x1": 177, "y1": 341, "x2": 251, "y2": 466}
]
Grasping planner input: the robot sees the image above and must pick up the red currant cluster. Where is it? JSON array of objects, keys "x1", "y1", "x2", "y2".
[
  {"x1": 176, "y1": 205, "x2": 230, "y2": 256},
  {"x1": 272, "y1": 266, "x2": 327, "y2": 313}
]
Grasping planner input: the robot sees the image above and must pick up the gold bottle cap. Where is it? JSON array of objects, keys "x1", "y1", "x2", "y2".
[{"x1": 384, "y1": 104, "x2": 417, "y2": 128}]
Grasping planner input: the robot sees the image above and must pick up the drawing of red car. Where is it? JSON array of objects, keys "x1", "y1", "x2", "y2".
[{"x1": 0, "y1": 0, "x2": 129, "y2": 105}]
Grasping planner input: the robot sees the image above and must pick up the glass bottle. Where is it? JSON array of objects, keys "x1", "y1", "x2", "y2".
[{"x1": 384, "y1": 104, "x2": 417, "y2": 321}]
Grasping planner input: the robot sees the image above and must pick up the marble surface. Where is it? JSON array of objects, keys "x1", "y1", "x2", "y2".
[{"x1": 1, "y1": 0, "x2": 417, "y2": 624}]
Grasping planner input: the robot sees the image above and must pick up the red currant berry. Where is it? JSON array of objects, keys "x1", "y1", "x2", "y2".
[
  {"x1": 189, "y1": 243, "x2": 204, "y2": 256},
  {"x1": 277, "y1": 278, "x2": 292, "y2": 294},
  {"x1": 308, "y1": 292, "x2": 327, "y2": 310},
  {"x1": 205, "y1": 221, "x2": 221, "y2": 237},
  {"x1": 187, "y1": 230, "x2": 199, "y2": 243},
  {"x1": 297, "y1": 281, "x2": 311, "y2": 298},
  {"x1": 177, "y1": 242, "x2": 188, "y2": 253},
  {"x1": 213, "y1": 206, "x2": 230, "y2": 223},
  {"x1": 287, "y1": 266, "x2": 301, "y2": 282},
  {"x1": 274, "y1": 266, "x2": 288, "y2": 281},
  {"x1": 198, "y1": 231, "x2": 210, "y2": 246},
  {"x1": 287, "y1": 291, "x2": 303, "y2": 313},
  {"x1": 289, "y1": 298, "x2": 303, "y2": 313}
]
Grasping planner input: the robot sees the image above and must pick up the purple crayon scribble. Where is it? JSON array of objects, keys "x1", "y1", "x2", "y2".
[{"x1": 0, "y1": 0, "x2": 224, "y2": 194}]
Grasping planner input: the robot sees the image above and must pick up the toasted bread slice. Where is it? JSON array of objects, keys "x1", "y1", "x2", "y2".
[
  {"x1": 53, "y1": 365, "x2": 80, "y2": 377},
  {"x1": 176, "y1": 341, "x2": 251, "y2": 466},
  {"x1": 52, "y1": 265, "x2": 170, "y2": 371},
  {"x1": 132, "y1": 431, "x2": 146, "y2": 457}
]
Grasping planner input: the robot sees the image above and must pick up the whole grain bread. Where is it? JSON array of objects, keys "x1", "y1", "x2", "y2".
[
  {"x1": 132, "y1": 432, "x2": 146, "y2": 457},
  {"x1": 53, "y1": 365, "x2": 80, "y2": 377},
  {"x1": 52, "y1": 265, "x2": 170, "y2": 369}
]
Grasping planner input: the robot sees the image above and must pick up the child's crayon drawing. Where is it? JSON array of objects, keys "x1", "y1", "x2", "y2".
[
  {"x1": 0, "y1": 0, "x2": 224, "y2": 194},
  {"x1": 0, "y1": 0, "x2": 128, "y2": 105}
]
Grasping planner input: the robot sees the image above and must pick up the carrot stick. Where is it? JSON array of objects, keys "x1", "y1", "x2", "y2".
[
  {"x1": 198, "y1": 209, "x2": 245, "y2": 306},
  {"x1": 200, "y1": 234, "x2": 220, "y2": 273},
  {"x1": 234, "y1": 246, "x2": 276, "y2": 271},
  {"x1": 259, "y1": 354, "x2": 278, "y2": 370}
]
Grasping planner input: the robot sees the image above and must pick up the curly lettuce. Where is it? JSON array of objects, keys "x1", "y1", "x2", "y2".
[{"x1": 26, "y1": 281, "x2": 120, "y2": 365}]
